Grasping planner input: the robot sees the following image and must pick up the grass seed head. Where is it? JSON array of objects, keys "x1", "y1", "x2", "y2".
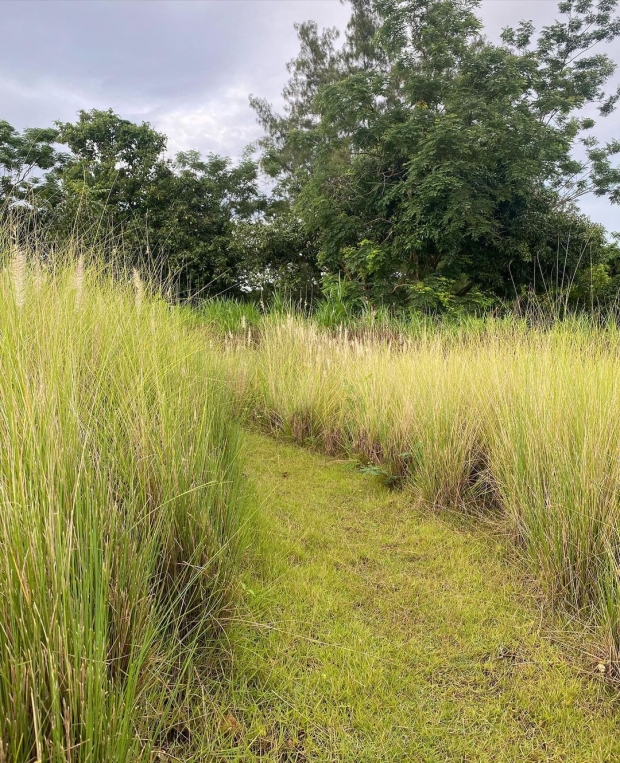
[
  {"x1": 132, "y1": 268, "x2": 144, "y2": 312},
  {"x1": 75, "y1": 255, "x2": 85, "y2": 309},
  {"x1": 11, "y1": 248, "x2": 26, "y2": 309}
]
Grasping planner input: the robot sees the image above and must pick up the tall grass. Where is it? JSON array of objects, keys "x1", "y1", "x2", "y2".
[
  {"x1": 222, "y1": 317, "x2": 620, "y2": 670},
  {"x1": 0, "y1": 250, "x2": 246, "y2": 761}
]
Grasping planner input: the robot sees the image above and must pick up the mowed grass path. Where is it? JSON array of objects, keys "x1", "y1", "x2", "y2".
[{"x1": 202, "y1": 433, "x2": 620, "y2": 762}]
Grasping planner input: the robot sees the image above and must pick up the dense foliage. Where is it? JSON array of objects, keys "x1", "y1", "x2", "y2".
[
  {"x1": 1, "y1": 110, "x2": 265, "y2": 298},
  {"x1": 253, "y1": 0, "x2": 620, "y2": 310},
  {"x1": 1, "y1": 0, "x2": 619, "y2": 309}
]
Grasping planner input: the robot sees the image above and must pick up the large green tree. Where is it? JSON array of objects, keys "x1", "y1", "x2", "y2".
[
  {"x1": 144, "y1": 150, "x2": 264, "y2": 298},
  {"x1": 51, "y1": 108, "x2": 167, "y2": 245},
  {"x1": 44, "y1": 109, "x2": 263, "y2": 297},
  {"x1": 253, "y1": 0, "x2": 620, "y2": 309}
]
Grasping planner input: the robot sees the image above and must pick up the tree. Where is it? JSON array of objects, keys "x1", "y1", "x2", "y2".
[
  {"x1": 233, "y1": 206, "x2": 322, "y2": 303},
  {"x1": 48, "y1": 110, "x2": 264, "y2": 297},
  {"x1": 0, "y1": 121, "x2": 60, "y2": 204},
  {"x1": 253, "y1": 0, "x2": 620, "y2": 310},
  {"x1": 145, "y1": 150, "x2": 264, "y2": 299},
  {"x1": 51, "y1": 108, "x2": 167, "y2": 245}
]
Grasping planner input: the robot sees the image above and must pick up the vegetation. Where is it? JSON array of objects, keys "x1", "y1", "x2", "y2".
[
  {"x1": 2, "y1": 0, "x2": 620, "y2": 308},
  {"x1": 195, "y1": 432, "x2": 620, "y2": 761},
  {"x1": 253, "y1": 0, "x2": 620, "y2": 307},
  {"x1": 4, "y1": 241, "x2": 620, "y2": 757},
  {"x1": 3, "y1": 0, "x2": 620, "y2": 758},
  {"x1": 0, "y1": 245, "x2": 247, "y2": 761},
  {"x1": 212, "y1": 315, "x2": 620, "y2": 673},
  {"x1": 1, "y1": 110, "x2": 265, "y2": 299}
]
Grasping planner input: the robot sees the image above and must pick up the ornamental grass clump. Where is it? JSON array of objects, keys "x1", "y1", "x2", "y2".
[
  {"x1": 0, "y1": 248, "x2": 246, "y2": 761},
  {"x1": 482, "y1": 329, "x2": 620, "y2": 664}
]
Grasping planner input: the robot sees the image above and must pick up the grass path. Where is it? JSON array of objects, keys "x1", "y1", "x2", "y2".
[{"x1": 200, "y1": 433, "x2": 620, "y2": 762}]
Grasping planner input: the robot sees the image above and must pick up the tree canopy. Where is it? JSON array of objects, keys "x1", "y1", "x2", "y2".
[
  {"x1": 253, "y1": 0, "x2": 620, "y2": 309},
  {"x1": 1, "y1": 0, "x2": 619, "y2": 310}
]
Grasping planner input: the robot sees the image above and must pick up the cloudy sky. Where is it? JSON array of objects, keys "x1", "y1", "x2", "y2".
[{"x1": 1, "y1": 0, "x2": 618, "y2": 230}]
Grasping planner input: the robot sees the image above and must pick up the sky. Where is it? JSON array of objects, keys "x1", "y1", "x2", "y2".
[{"x1": 1, "y1": 0, "x2": 618, "y2": 231}]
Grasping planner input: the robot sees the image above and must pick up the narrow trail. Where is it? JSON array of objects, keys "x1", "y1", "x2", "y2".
[{"x1": 204, "y1": 433, "x2": 620, "y2": 762}]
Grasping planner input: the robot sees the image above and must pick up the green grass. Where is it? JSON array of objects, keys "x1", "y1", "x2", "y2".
[
  {"x1": 194, "y1": 432, "x2": 620, "y2": 762},
  {"x1": 5, "y1": 250, "x2": 620, "y2": 761},
  {"x1": 220, "y1": 317, "x2": 620, "y2": 670},
  {"x1": 0, "y1": 252, "x2": 247, "y2": 761},
  {"x1": 191, "y1": 298, "x2": 263, "y2": 334}
]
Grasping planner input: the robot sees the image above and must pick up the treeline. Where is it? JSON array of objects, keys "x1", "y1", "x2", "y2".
[
  {"x1": 2, "y1": 0, "x2": 620, "y2": 312},
  {"x1": 0, "y1": 114, "x2": 266, "y2": 299}
]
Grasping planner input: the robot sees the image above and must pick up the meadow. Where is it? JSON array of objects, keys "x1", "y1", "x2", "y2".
[
  {"x1": 4, "y1": 248, "x2": 620, "y2": 759},
  {"x1": 2, "y1": 0, "x2": 620, "y2": 755},
  {"x1": 218, "y1": 310, "x2": 620, "y2": 672}
]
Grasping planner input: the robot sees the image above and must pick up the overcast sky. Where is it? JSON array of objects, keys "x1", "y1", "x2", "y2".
[{"x1": 1, "y1": 0, "x2": 618, "y2": 231}]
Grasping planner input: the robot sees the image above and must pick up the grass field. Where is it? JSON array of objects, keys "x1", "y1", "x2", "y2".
[
  {"x1": 219, "y1": 316, "x2": 620, "y2": 674},
  {"x1": 196, "y1": 433, "x2": 620, "y2": 761},
  {"x1": 5, "y1": 250, "x2": 620, "y2": 760}
]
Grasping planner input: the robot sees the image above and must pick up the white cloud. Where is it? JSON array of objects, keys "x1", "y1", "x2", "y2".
[{"x1": 153, "y1": 87, "x2": 262, "y2": 158}]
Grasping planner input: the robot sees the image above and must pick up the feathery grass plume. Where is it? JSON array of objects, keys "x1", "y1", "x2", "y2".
[
  {"x1": 75, "y1": 254, "x2": 85, "y2": 309},
  {"x1": 10, "y1": 247, "x2": 26, "y2": 309},
  {"x1": 132, "y1": 267, "x2": 144, "y2": 311}
]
